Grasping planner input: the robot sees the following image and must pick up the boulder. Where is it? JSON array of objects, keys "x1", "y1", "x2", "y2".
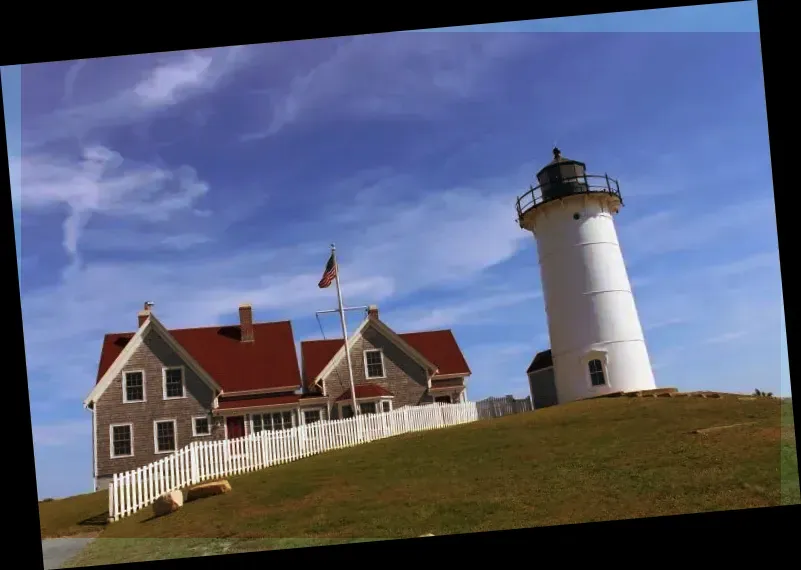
[
  {"x1": 152, "y1": 490, "x2": 183, "y2": 517},
  {"x1": 186, "y1": 480, "x2": 232, "y2": 502}
]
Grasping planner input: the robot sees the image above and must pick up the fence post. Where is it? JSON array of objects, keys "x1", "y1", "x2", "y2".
[
  {"x1": 190, "y1": 442, "x2": 199, "y2": 485},
  {"x1": 108, "y1": 480, "x2": 114, "y2": 523}
]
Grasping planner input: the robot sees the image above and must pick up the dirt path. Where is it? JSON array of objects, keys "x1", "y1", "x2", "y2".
[{"x1": 41, "y1": 537, "x2": 96, "y2": 569}]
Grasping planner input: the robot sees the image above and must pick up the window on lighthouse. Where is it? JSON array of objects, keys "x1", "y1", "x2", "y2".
[{"x1": 588, "y1": 359, "x2": 606, "y2": 386}]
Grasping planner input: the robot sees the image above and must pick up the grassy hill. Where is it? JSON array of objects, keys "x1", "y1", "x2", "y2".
[{"x1": 43, "y1": 395, "x2": 797, "y2": 566}]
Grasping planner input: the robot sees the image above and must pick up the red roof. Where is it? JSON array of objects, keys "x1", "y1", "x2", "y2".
[
  {"x1": 335, "y1": 383, "x2": 394, "y2": 401},
  {"x1": 301, "y1": 328, "x2": 471, "y2": 390},
  {"x1": 96, "y1": 321, "x2": 302, "y2": 393},
  {"x1": 216, "y1": 394, "x2": 300, "y2": 410}
]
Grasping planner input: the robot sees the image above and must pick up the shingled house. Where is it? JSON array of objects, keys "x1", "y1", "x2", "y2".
[
  {"x1": 84, "y1": 303, "x2": 472, "y2": 490},
  {"x1": 83, "y1": 303, "x2": 320, "y2": 491},
  {"x1": 300, "y1": 306, "x2": 472, "y2": 418}
]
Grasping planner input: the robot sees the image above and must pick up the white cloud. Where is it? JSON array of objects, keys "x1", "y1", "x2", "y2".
[
  {"x1": 387, "y1": 291, "x2": 542, "y2": 331},
  {"x1": 701, "y1": 330, "x2": 749, "y2": 345},
  {"x1": 23, "y1": 47, "x2": 254, "y2": 148},
  {"x1": 619, "y1": 198, "x2": 777, "y2": 263},
  {"x1": 16, "y1": 146, "x2": 210, "y2": 260},
  {"x1": 243, "y1": 33, "x2": 533, "y2": 139}
]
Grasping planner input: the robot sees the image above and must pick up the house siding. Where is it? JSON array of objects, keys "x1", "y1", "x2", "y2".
[
  {"x1": 325, "y1": 326, "x2": 431, "y2": 417},
  {"x1": 94, "y1": 328, "x2": 224, "y2": 480}
]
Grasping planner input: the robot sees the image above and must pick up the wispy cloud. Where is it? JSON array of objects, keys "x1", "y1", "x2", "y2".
[
  {"x1": 16, "y1": 147, "x2": 210, "y2": 262},
  {"x1": 241, "y1": 33, "x2": 534, "y2": 140},
  {"x1": 701, "y1": 330, "x2": 749, "y2": 345},
  {"x1": 387, "y1": 290, "x2": 543, "y2": 331},
  {"x1": 23, "y1": 47, "x2": 253, "y2": 148},
  {"x1": 620, "y1": 198, "x2": 777, "y2": 263}
]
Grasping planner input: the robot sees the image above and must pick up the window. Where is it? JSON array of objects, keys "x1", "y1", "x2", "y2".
[
  {"x1": 364, "y1": 350, "x2": 385, "y2": 379},
  {"x1": 193, "y1": 416, "x2": 211, "y2": 436},
  {"x1": 359, "y1": 402, "x2": 377, "y2": 415},
  {"x1": 381, "y1": 401, "x2": 391, "y2": 413},
  {"x1": 154, "y1": 420, "x2": 177, "y2": 453},
  {"x1": 123, "y1": 371, "x2": 144, "y2": 402},
  {"x1": 588, "y1": 359, "x2": 606, "y2": 386},
  {"x1": 435, "y1": 395, "x2": 452, "y2": 404},
  {"x1": 110, "y1": 424, "x2": 133, "y2": 458},
  {"x1": 163, "y1": 367, "x2": 184, "y2": 399},
  {"x1": 341, "y1": 405, "x2": 354, "y2": 419},
  {"x1": 252, "y1": 411, "x2": 295, "y2": 434},
  {"x1": 304, "y1": 410, "x2": 322, "y2": 424}
]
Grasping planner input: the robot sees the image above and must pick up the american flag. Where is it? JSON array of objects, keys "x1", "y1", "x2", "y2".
[{"x1": 318, "y1": 253, "x2": 337, "y2": 288}]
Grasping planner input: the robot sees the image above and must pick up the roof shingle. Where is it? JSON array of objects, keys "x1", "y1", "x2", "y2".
[{"x1": 96, "y1": 321, "x2": 302, "y2": 393}]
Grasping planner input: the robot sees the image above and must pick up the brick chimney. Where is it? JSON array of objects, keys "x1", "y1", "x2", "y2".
[
  {"x1": 367, "y1": 305, "x2": 379, "y2": 320},
  {"x1": 137, "y1": 302, "x2": 154, "y2": 328},
  {"x1": 239, "y1": 304, "x2": 254, "y2": 342}
]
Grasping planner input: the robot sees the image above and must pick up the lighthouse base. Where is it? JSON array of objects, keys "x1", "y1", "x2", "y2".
[{"x1": 552, "y1": 340, "x2": 656, "y2": 405}]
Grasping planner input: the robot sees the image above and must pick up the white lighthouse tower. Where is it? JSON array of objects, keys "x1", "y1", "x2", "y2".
[{"x1": 518, "y1": 148, "x2": 656, "y2": 406}]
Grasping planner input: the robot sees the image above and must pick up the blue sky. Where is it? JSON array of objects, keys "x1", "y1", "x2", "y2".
[{"x1": 5, "y1": 2, "x2": 787, "y2": 500}]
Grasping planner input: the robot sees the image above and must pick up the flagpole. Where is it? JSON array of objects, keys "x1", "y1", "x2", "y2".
[{"x1": 330, "y1": 244, "x2": 361, "y2": 425}]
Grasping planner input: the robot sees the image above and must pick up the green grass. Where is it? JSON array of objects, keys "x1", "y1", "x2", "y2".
[
  {"x1": 781, "y1": 398, "x2": 799, "y2": 505},
  {"x1": 63, "y1": 538, "x2": 379, "y2": 567},
  {"x1": 48, "y1": 395, "x2": 797, "y2": 566},
  {"x1": 38, "y1": 489, "x2": 109, "y2": 539}
]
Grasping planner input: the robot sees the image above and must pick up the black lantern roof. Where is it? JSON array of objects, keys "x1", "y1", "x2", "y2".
[{"x1": 515, "y1": 148, "x2": 623, "y2": 226}]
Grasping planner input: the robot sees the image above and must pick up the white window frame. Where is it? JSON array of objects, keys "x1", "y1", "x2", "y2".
[
  {"x1": 162, "y1": 366, "x2": 186, "y2": 400},
  {"x1": 251, "y1": 409, "x2": 297, "y2": 434},
  {"x1": 122, "y1": 370, "x2": 146, "y2": 403},
  {"x1": 363, "y1": 349, "x2": 386, "y2": 379},
  {"x1": 153, "y1": 419, "x2": 178, "y2": 454},
  {"x1": 302, "y1": 407, "x2": 324, "y2": 425},
  {"x1": 109, "y1": 423, "x2": 134, "y2": 458},
  {"x1": 584, "y1": 350, "x2": 610, "y2": 390},
  {"x1": 359, "y1": 401, "x2": 379, "y2": 415},
  {"x1": 192, "y1": 415, "x2": 212, "y2": 437},
  {"x1": 337, "y1": 396, "x2": 393, "y2": 418},
  {"x1": 122, "y1": 369, "x2": 147, "y2": 404}
]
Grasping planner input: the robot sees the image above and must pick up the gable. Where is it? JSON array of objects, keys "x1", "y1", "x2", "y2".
[
  {"x1": 93, "y1": 319, "x2": 303, "y2": 397},
  {"x1": 308, "y1": 318, "x2": 438, "y2": 388},
  {"x1": 85, "y1": 315, "x2": 222, "y2": 407},
  {"x1": 301, "y1": 321, "x2": 471, "y2": 389}
]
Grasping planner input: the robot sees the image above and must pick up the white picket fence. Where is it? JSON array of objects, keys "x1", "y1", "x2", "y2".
[{"x1": 108, "y1": 401, "x2": 478, "y2": 522}]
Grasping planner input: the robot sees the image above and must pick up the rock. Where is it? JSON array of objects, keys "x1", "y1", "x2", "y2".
[
  {"x1": 657, "y1": 392, "x2": 674, "y2": 398},
  {"x1": 627, "y1": 391, "x2": 642, "y2": 398},
  {"x1": 186, "y1": 480, "x2": 232, "y2": 502},
  {"x1": 152, "y1": 490, "x2": 183, "y2": 517},
  {"x1": 420, "y1": 533, "x2": 435, "y2": 537},
  {"x1": 707, "y1": 393, "x2": 722, "y2": 399}
]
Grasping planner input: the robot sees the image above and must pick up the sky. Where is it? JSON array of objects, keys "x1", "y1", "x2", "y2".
[{"x1": 4, "y1": 2, "x2": 788, "y2": 500}]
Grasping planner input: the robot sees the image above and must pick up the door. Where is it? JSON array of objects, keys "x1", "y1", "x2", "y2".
[{"x1": 226, "y1": 416, "x2": 245, "y2": 439}]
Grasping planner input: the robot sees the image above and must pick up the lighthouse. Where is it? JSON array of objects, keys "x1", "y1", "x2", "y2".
[{"x1": 518, "y1": 148, "x2": 656, "y2": 407}]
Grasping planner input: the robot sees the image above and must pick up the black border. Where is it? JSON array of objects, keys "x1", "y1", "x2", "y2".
[{"x1": 3, "y1": 1, "x2": 797, "y2": 568}]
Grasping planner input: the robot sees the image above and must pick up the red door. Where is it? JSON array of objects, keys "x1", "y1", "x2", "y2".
[{"x1": 226, "y1": 416, "x2": 245, "y2": 439}]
